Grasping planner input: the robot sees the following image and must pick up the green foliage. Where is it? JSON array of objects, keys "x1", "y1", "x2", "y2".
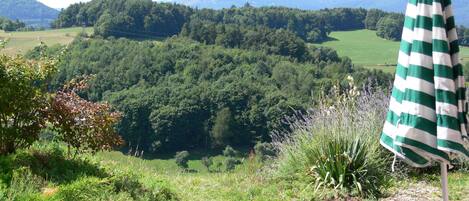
[
  {"x1": 254, "y1": 142, "x2": 276, "y2": 162},
  {"x1": 39, "y1": 37, "x2": 390, "y2": 154},
  {"x1": 0, "y1": 167, "x2": 44, "y2": 201},
  {"x1": 274, "y1": 84, "x2": 391, "y2": 199},
  {"x1": 222, "y1": 146, "x2": 239, "y2": 158},
  {"x1": 376, "y1": 14, "x2": 404, "y2": 41},
  {"x1": 201, "y1": 157, "x2": 213, "y2": 171},
  {"x1": 364, "y1": 9, "x2": 387, "y2": 30},
  {"x1": 0, "y1": 17, "x2": 26, "y2": 32},
  {"x1": 52, "y1": 177, "x2": 115, "y2": 201},
  {"x1": 211, "y1": 109, "x2": 235, "y2": 148},
  {"x1": 459, "y1": 26, "x2": 469, "y2": 47},
  {"x1": 175, "y1": 151, "x2": 190, "y2": 169},
  {"x1": 0, "y1": 55, "x2": 56, "y2": 155},
  {"x1": 224, "y1": 157, "x2": 241, "y2": 172}
]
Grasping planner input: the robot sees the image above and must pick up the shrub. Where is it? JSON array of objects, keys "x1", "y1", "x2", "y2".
[
  {"x1": 272, "y1": 81, "x2": 391, "y2": 199},
  {"x1": 254, "y1": 142, "x2": 276, "y2": 162},
  {"x1": 48, "y1": 76, "x2": 123, "y2": 155},
  {"x1": 201, "y1": 157, "x2": 213, "y2": 171},
  {"x1": 223, "y1": 145, "x2": 239, "y2": 158},
  {"x1": 175, "y1": 151, "x2": 190, "y2": 169},
  {"x1": 225, "y1": 157, "x2": 241, "y2": 172},
  {"x1": 0, "y1": 55, "x2": 56, "y2": 155}
]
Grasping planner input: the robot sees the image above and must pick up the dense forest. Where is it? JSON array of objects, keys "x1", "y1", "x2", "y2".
[
  {"x1": 53, "y1": 0, "x2": 404, "y2": 42},
  {"x1": 28, "y1": 36, "x2": 391, "y2": 153}
]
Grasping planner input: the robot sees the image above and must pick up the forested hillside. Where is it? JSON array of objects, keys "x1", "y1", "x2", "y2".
[
  {"x1": 0, "y1": 0, "x2": 59, "y2": 27},
  {"x1": 29, "y1": 36, "x2": 390, "y2": 153},
  {"x1": 53, "y1": 0, "x2": 403, "y2": 42}
]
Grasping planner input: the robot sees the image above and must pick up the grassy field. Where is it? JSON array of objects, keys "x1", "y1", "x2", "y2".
[
  {"x1": 314, "y1": 30, "x2": 469, "y2": 74},
  {"x1": 0, "y1": 27, "x2": 93, "y2": 56}
]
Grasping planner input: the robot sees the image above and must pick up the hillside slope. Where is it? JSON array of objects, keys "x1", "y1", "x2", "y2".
[
  {"x1": 0, "y1": 0, "x2": 59, "y2": 27},
  {"x1": 161, "y1": 0, "x2": 469, "y2": 26}
]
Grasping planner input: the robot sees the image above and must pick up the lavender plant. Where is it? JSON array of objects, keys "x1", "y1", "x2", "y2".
[{"x1": 271, "y1": 77, "x2": 392, "y2": 198}]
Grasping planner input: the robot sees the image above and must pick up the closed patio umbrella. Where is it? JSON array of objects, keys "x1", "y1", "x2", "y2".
[{"x1": 380, "y1": 0, "x2": 469, "y2": 200}]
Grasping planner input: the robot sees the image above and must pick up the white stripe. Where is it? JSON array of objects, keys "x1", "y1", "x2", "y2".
[
  {"x1": 406, "y1": 3, "x2": 417, "y2": 19},
  {"x1": 402, "y1": 27, "x2": 414, "y2": 44},
  {"x1": 433, "y1": 52, "x2": 452, "y2": 67},
  {"x1": 414, "y1": 28, "x2": 432, "y2": 43},
  {"x1": 447, "y1": 28, "x2": 458, "y2": 43},
  {"x1": 389, "y1": 96, "x2": 402, "y2": 116},
  {"x1": 451, "y1": 52, "x2": 460, "y2": 65},
  {"x1": 436, "y1": 102, "x2": 458, "y2": 118},
  {"x1": 431, "y1": 2, "x2": 444, "y2": 17},
  {"x1": 434, "y1": 77, "x2": 456, "y2": 92},
  {"x1": 396, "y1": 125, "x2": 437, "y2": 147},
  {"x1": 432, "y1": 27, "x2": 448, "y2": 41},
  {"x1": 398, "y1": 51, "x2": 411, "y2": 66},
  {"x1": 445, "y1": 4, "x2": 454, "y2": 19},
  {"x1": 437, "y1": 127, "x2": 465, "y2": 144},
  {"x1": 405, "y1": 76, "x2": 435, "y2": 96},
  {"x1": 416, "y1": 3, "x2": 433, "y2": 18},
  {"x1": 394, "y1": 75, "x2": 406, "y2": 92},
  {"x1": 383, "y1": 121, "x2": 398, "y2": 139},
  {"x1": 402, "y1": 100, "x2": 436, "y2": 122},
  {"x1": 410, "y1": 52, "x2": 433, "y2": 68}
]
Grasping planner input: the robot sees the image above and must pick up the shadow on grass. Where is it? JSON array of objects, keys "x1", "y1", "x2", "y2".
[{"x1": 1, "y1": 147, "x2": 107, "y2": 185}]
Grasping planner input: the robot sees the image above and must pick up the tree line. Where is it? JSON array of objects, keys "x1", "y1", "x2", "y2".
[
  {"x1": 0, "y1": 17, "x2": 26, "y2": 32},
  {"x1": 27, "y1": 37, "x2": 391, "y2": 154},
  {"x1": 52, "y1": 0, "x2": 405, "y2": 42}
]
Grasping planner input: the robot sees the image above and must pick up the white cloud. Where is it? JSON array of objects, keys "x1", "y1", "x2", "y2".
[{"x1": 37, "y1": 0, "x2": 92, "y2": 9}]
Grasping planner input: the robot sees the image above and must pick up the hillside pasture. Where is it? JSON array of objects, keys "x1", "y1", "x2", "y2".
[
  {"x1": 314, "y1": 30, "x2": 469, "y2": 74},
  {"x1": 0, "y1": 27, "x2": 93, "y2": 55}
]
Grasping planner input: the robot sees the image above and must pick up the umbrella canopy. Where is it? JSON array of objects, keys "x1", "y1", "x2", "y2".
[{"x1": 380, "y1": 0, "x2": 469, "y2": 167}]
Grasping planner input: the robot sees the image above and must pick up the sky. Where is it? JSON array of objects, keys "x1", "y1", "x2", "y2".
[{"x1": 37, "y1": 0, "x2": 91, "y2": 9}]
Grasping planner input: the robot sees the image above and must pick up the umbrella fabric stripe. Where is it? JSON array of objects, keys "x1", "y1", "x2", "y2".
[
  {"x1": 395, "y1": 136, "x2": 450, "y2": 161},
  {"x1": 437, "y1": 114, "x2": 461, "y2": 131},
  {"x1": 409, "y1": 52, "x2": 433, "y2": 68},
  {"x1": 438, "y1": 140, "x2": 469, "y2": 157},
  {"x1": 408, "y1": 65, "x2": 434, "y2": 83},
  {"x1": 392, "y1": 88, "x2": 435, "y2": 109},
  {"x1": 399, "y1": 113, "x2": 436, "y2": 135},
  {"x1": 396, "y1": 125, "x2": 438, "y2": 147},
  {"x1": 447, "y1": 28, "x2": 458, "y2": 43},
  {"x1": 380, "y1": 133, "x2": 430, "y2": 166},
  {"x1": 434, "y1": 77, "x2": 455, "y2": 92},
  {"x1": 437, "y1": 127, "x2": 469, "y2": 145},
  {"x1": 402, "y1": 100, "x2": 436, "y2": 121}
]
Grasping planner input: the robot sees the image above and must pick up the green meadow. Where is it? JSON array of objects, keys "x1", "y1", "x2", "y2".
[
  {"x1": 314, "y1": 29, "x2": 469, "y2": 74},
  {"x1": 0, "y1": 27, "x2": 93, "y2": 55}
]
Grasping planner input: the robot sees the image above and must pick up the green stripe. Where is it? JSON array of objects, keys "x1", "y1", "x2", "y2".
[
  {"x1": 404, "y1": 16, "x2": 415, "y2": 30},
  {"x1": 386, "y1": 111, "x2": 400, "y2": 126},
  {"x1": 446, "y1": 16, "x2": 456, "y2": 31},
  {"x1": 438, "y1": 139, "x2": 469, "y2": 157},
  {"x1": 396, "y1": 136, "x2": 450, "y2": 161},
  {"x1": 396, "y1": 64, "x2": 408, "y2": 79},
  {"x1": 453, "y1": 64, "x2": 463, "y2": 77},
  {"x1": 437, "y1": 114, "x2": 461, "y2": 131},
  {"x1": 380, "y1": 133, "x2": 430, "y2": 165},
  {"x1": 399, "y1": 113, "x2": 436, "y2": 135},
  {"x1": 404, "y1": 88, "x2": 435, "y2": 109},
  {"x1": 449, "y1": 40, "x2": 460, "y2": 55},
  {"x1": 436, "y1": 89, "x2": 457, "y2": 106},
  {"x1": 412, "y1": 40, "x2": 432, "y2": 56},
  {"x1": 433, "y1": 40, "x2": 450, "y2": 54},
  {"x1": 400, "y1": 41, "x2": 412, "y2": 55},
  {"x1": 408, "y1": 65, "x2": 434, "y2": 83},
  {"x1": 434, "y1": 64, "x2": 454, "y2": 79}
]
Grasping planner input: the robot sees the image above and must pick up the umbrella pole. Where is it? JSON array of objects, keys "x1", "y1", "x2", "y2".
[{"x1": 440, "y1": 162, "x2": 449, "y2": 201}]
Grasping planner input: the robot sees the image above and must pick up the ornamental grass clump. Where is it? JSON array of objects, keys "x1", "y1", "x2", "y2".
[{"x1": 272, "y1": 78, "x2": 392, "y2": 199}]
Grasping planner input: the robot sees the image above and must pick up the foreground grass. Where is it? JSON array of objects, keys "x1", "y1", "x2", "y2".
[
  {"x1": 0, "y1": 27, "x2": 93, "y2": 55},
  {"x1": 314, "y1": 30, "x2": 469, "y2": 74}
]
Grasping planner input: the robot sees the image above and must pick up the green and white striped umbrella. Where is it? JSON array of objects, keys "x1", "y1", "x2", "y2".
[{"x1": 380, "y1": 0, "x2": 469, "y2": 168}]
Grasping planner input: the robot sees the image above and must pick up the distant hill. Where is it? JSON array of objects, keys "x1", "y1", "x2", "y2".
[
  {"x1": 0, "y1": 0, "x2": 59, "y2": 27},
  {"x1": 161, "y1": 0, "x2": 469, "y2": 26}
]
